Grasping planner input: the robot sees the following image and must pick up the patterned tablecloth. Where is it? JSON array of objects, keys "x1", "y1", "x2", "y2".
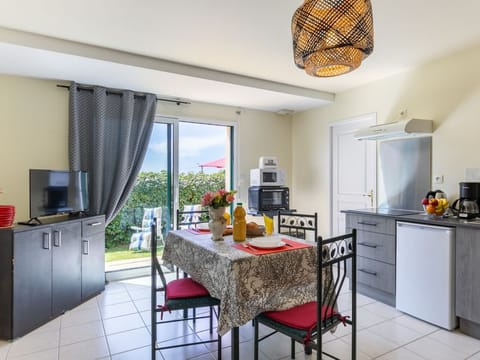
[{"x1": 162, "y1": 230, "x2": 318, "y2": 336}]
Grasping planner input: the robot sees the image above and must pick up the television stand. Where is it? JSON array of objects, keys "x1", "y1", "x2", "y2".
[
  {"x1": 17, "y1": 217, "x2": 42, "y2": 226},
  {"x1": 0, "y1": 214, "x2": 105, "y2": 339}
]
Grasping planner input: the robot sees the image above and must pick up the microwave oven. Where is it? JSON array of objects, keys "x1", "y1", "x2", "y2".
[
  {"x1": 250, "y1": 168, "x2": 286, "y2": 187},
  {"x1": 248, "y1": 186, "x2": 289, "y2": 215}
]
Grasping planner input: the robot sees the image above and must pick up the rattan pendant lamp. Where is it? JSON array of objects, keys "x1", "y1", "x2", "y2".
[{"x1": 292, "y1": 0, "x2": 374, "y2": 77}]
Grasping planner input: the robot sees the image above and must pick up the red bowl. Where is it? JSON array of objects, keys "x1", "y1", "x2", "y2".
[
  {"x1": 0, "y1": 205, "x2": 15, "y2": 210},
  {"x1": 0, "y1": 213, "x2": 14, "y2": 218}
]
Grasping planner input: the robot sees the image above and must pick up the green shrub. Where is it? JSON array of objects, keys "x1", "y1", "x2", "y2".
[{"x1": 105, "y1": 170, "x2": 226, "y2": 249}]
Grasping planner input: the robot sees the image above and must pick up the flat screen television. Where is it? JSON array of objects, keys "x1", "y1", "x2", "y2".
[{"x1": 29, "y1": 169, "x2": 89, "y2": 219}]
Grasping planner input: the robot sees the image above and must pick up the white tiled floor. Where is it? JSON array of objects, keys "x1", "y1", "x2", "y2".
[{"x1": 1, "y1": 273, "x2": 480, "y2": 360}]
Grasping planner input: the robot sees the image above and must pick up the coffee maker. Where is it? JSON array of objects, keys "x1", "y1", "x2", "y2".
[{"x1": 451, "y1": 182, "x2": 480, "y2": 219}]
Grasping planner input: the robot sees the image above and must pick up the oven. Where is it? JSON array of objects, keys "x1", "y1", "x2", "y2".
[{"x1": 248, "y1": 186, "x2": 289, "y2": 215}]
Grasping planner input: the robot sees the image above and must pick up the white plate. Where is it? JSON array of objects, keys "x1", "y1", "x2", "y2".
[{"x1": 249, "y1": 239, "x2": 285, "y2": 249}]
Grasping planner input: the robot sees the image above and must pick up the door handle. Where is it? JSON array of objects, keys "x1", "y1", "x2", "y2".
[
  {"x1": 53, "y1": 230, "x2": 62, "y2": 247},
  {"x1": 359, "y1": 268, "x2": 377, "y2": 276},
  {"x1": 82, "y1": 240, "x2": 89, "y2": 255},
  {"x1": 43, "y1": 232, "x2": 51, "y2": 250},
  {"x1": 362, "y1": 189, "x2": 374, "y2": 207},
  {"x1": 357, "y1": 221, "x2": 377, "y2": 226},
  {"x1": 358, "y1": 242, "x2": 378, "y2": 248}
]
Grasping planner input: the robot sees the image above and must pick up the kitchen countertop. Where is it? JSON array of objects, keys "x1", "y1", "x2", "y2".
[{"x1": 343, "y1": 208, "x2": 480, "y2": 229}]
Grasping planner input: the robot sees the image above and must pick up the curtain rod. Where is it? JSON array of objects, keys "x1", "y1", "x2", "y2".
[{"x1": 56, "y1": 84, "x2": 190, "y2": 105}]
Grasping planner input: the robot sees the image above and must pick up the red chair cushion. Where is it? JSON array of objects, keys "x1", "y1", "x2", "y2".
[
  {"x1": 166, "y1": 278, "x2": 210, "y2": 300},
  {"x1": 264, "y1": 301, "x2": 338, "y2": 330}
]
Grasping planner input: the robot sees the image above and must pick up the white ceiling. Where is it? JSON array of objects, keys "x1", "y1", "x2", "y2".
[{"x1": 1, "y1": 0, "x2": 480, "y2": 112}]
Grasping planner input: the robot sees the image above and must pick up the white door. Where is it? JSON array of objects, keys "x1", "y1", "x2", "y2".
[{"x1": 330, "y1": 114, "x2": 376, "y2": 236}]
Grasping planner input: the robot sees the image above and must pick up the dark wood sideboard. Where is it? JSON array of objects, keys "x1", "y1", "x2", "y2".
[{"x1": 0, "y1": 215, "x2": 105, "y2": 339}]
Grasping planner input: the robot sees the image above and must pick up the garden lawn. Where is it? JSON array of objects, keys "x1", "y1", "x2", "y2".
[{"x1": 105, "y1": 245, "x2": 163, "y2": 262}]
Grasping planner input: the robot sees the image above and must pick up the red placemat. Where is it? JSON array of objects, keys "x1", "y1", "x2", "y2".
[
  {"x1": 186, "y1": 228, "x2": 210, "y2": 235},
  {"x1": 232, "y1": 238, "x2": 312, "y2": 255}
]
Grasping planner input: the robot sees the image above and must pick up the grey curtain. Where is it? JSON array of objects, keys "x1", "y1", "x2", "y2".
[{"x1": 69, "y1": 82, "x2": 156, "y2": 224}]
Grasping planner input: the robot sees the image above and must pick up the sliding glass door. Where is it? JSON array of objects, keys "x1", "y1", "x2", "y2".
[
  {"x1": 104, "y1": 116, "x2": 235, "y2": 276},
  {"x1": 176, "y1": 121, "x2": 234, "y2": 225}
]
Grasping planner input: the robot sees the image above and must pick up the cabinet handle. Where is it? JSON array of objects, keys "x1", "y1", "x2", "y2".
[
  {"x1": 358, "y1": 242, "x2": 378, "y2": 248},
  {"x1": 358, "y1": 268, "x2": 377, "y2": 276},
  {"x1": 53, "y1": 230, "x2": 62, "y2": 247},
  {"x1": 43, "y1": 232, "x2": 51, "y2": 250},
  {"x1": 82, "y1": 240, "x2": 89, "y2": 255},
  {"x1": 357, "y1": 221, "x2": 377, "y2": 226},
  {"x1": 87, "y1": 222, "x2": 102, "y2": 227}
]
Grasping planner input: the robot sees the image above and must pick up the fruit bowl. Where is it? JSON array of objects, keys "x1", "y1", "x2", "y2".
[{"x1": 422, "y1": 196, "x2": 449, "y2": 217}]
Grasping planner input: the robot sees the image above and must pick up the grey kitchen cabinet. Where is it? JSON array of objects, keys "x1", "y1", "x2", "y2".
[
  {"x1": 346, "y1": 213, "x2": 396, "y2": 306},
  {"x1": 0, "y1": 215, "x2": 105, "y2": 339},
  {"x1": 456, "y1": 226, "x2": 480, "y2": 338}
]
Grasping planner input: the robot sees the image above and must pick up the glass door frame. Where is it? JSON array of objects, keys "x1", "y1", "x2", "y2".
[{"x1": 155, "y1": 115, "x2": 238, "y2": 231}]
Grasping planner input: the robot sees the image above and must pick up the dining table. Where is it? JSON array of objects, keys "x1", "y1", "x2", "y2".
[{"x1": 162, "y1": 229, "x2": 318, "y2": 360}]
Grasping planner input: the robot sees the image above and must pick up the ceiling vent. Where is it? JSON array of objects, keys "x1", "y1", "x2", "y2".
[{"x1": 354, "y1": 119, "x2": 433, "y2": 141}]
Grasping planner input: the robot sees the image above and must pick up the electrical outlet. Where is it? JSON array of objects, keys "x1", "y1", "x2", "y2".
[{"x1": 434, "y1": 175, "x2": 444, "y2": 184}]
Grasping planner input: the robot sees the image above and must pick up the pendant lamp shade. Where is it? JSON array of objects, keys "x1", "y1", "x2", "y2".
[{"x1": 292, "y1": 0, "x2": 374, "y2": 77}]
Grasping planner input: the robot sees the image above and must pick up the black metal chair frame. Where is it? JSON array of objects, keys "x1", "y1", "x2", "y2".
[
  {"x1": 151, "y1": 218, "x2": 222, "y2": 359},
  {"x1": 175, "y1": 207, "x2": 209, "y2": 275},
  {"x1": 176, "y1": 208, "x2": 209, "y2": 229},
  {"x1": 277, "y1": 211, "x2": 318, "y2": 241},
  {"x1": 175, "y1": 207, "x2": 210, "y2": 322},
  {"x1": 253, "y1": 229, "x2": 357, "y2": 360}
]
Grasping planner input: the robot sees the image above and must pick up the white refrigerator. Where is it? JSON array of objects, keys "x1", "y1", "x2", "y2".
[{"x1": 396, "y1": 221, "x2": 457, "y2": 330}]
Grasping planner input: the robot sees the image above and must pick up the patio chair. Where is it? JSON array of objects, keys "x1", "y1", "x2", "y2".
[
  {"x1": 253, "y1": 229, "x2": 357, "y2": 360},
  {"x1": 278, "y1": 211, "x2": 318, "y2": 241},
  {"x1": 129, "y1": 207, "x2": 163, "y2": 250},
  {"x1": 150, "y1": 218, "x2": 222, "y2": 360},
  {"x1": 176, "y1": 204, "x2": 209, "y2": 229}
]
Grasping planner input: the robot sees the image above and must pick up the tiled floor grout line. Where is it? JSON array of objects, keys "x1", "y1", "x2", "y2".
[
  {"x1": 330, "y1": 305, "x2": 439, "y2": 360},
  {"x1": 97, "y1": 296, "x2": 114, "y2": 360},
  {"x1": 368, "y1": 329, "x2": 439, "y2": 359}
]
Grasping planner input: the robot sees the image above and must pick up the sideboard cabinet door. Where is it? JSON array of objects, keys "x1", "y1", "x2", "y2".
[
  {"x1": 52, "y1": 222, "x2": 82, "y2": 316},
  {"x1": 13, "y1": 228, "x2": 53, "y2": 338},
  {"x1": 81, "y1": 216, "x2": 106, "y2": 300}
]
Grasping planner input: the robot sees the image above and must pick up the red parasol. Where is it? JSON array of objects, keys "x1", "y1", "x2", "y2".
[{"x1": 199, "y1": 158, "x2": 225, "y2": 169}]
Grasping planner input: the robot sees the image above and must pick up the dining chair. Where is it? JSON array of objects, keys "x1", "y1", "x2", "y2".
[
  {"x1": 176, "y1": 205, "x2": 209, "y2": 229},
  {"x1": 175, "y1": 205, "x2": 209, "y2": 274},
  {"x1": 151, "y1": 218, "x2": 222, "y2": 360},
  {"x1": 253, "y1": 229, "x2": 357, "y2": 360},
  {"x1": 175, "y1": 206, "x2": 210, "y2": 320},
  {"x1": 277, "y1": 211, "x2": 318, "y2": 241}
]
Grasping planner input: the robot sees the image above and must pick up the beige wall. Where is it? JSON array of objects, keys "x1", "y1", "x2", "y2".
[
  {"x1": 291, "y1": 44, "x2": 480, "y2": 237},
  {"x1": 0, "y1": 74, "x2": 292, "y2": 222},
  {"x1": 0, "y1": 75, "x2": 69, "y2": 221}
]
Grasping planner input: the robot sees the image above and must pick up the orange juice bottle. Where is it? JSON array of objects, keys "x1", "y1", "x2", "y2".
[{"x1": 233, "y1": 203, "x2": 246, "y2": 241}]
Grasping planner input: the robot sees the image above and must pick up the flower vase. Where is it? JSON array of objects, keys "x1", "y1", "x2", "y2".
[{"x1": 208, "y1": 207, "x2": 226, "y2": 241}]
